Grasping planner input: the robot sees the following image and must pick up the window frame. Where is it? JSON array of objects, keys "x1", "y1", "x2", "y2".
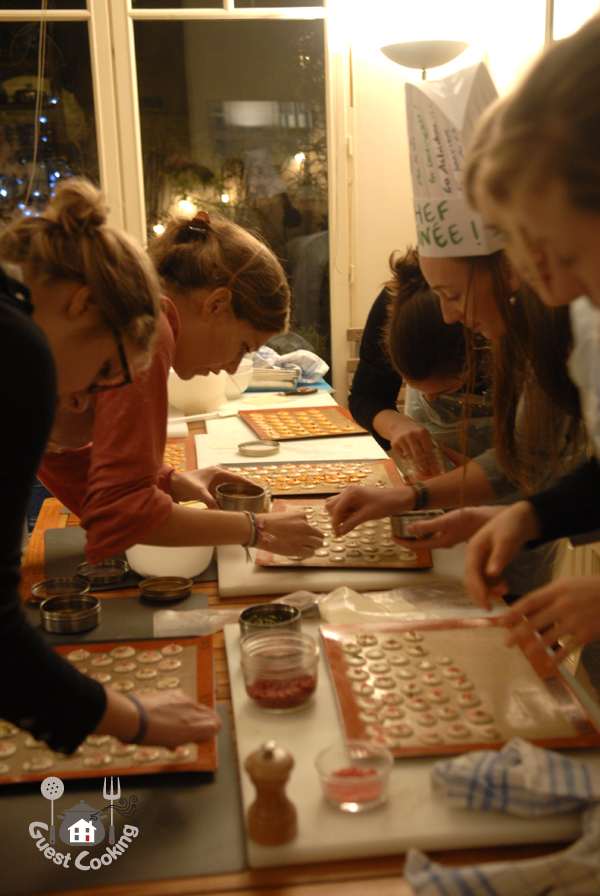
[{"x1": 0, "y1": 2, "x2": 355, "y2": 399}]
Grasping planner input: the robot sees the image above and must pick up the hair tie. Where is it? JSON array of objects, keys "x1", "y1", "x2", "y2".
[{"x1": 176, "y1": 210, "x2": 211, "y2": 244}]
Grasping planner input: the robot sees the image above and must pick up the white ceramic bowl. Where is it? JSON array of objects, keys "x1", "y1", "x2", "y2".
[
  {"x1": 225, "y1": 356, "x2": 254, "y2": 400},
  {"x1": 167, "y1": 368, "x2": 227, "y2": 415},
  {"x1": 125, "y1": 543, "x2": 213, "y2": 578}
]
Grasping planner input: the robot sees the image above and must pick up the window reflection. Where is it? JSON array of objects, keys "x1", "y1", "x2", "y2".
[
  {"x1": 3, "y1": 2, "x2": 86, "y2": 9},
  {"x1": 135, "y1": 18, "x2": 330, "y2": 367},
  {"x1": 132, "y1": 1, "x2": 324, "y2": 7},
  {"x1": 0, "y1": 20, "x2": 98, "y2": 221}
]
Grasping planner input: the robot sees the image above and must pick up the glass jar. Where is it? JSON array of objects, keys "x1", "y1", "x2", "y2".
[{"x1": 240, "y1": 631, "x2": 319, "y2": 712}]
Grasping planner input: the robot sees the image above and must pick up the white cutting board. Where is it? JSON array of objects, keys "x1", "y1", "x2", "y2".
[
  {"x1": 194, "y1": 391, "x2": 387, "y2": 465},
  {"x1": 216, "y1": 543, "x2": 466, "y2": 597},
  {"x1": 225, "y1": 621, "x2": 598, "y2": 869},
  {"x1": 195, "y1": 431, "x2": 386, "y2": 466}
]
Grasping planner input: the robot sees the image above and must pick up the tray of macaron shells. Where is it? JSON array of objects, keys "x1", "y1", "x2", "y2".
[{"x1": 0, "y1": 636, "x2": 217, "y2": 784}]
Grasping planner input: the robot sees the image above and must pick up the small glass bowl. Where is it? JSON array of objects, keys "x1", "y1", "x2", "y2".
[
  {"x1": 240, "y1": 631, "x2": 318, "y2": 712},
  {"x1": 239, "y1": 603, "x2": 301, "y2": 639},
  {"x1": 30, "y1": 576, "x2": 91, "y2": 606},
  {"x1": 315, "y1": 740, "x2": 393, "y2": 812}
]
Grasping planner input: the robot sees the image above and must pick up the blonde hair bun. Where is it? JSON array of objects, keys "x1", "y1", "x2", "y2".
[
  {"x1": 47, "y1": 178, "x2": 109, "y2": 235},
  {"x1": 0, "y1": 177, "x2": 162, "y2": 366}
]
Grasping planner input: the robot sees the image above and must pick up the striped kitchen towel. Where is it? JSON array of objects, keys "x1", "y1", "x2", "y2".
[
  {"x1": 406, "y1": 805, "x2": 600, "y2": 896},
  {"x1": 405, "y1": 739, "x2": 600, "y2": 896},
  {"x1": 431, "y1": 738, "x2": 600, "y2": 816}
]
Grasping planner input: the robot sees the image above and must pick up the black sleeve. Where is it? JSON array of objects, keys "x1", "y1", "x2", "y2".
[
  {"x1": 0, "y1": 285, "x2": 107, "y2": 754},
  {"x1": 348, "y1": 288, "x2": 403, "y2": 451},
  {"x1": 527, "y1": 456, "x2": 600, "y2": 544}
]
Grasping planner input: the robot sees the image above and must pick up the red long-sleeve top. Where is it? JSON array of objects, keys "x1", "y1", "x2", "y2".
[{"x1": 38, "y1": 299, "x2": 180, "y2": 563}]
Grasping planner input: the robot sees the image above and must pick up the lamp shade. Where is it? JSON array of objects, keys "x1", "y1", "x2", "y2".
[{"x1": 381, "y1": 40, "x2": 468, "y2": 73}]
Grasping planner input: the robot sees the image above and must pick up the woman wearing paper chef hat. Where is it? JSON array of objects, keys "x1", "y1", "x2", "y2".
[
  {"x1": 447, "y1": 17, "x2": 600, "y2": 667},
  {"x1": 327, "y1": 62, "x2": 587, "y2": 598}
]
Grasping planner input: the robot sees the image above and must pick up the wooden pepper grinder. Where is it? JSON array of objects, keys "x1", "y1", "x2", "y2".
[{"x1": 244, "y1": 740, "x2": 297, "y2": 845}]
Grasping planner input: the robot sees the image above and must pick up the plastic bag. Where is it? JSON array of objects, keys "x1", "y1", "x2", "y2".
[
  {"x1": 318, "y1": 583, "x2": 501, "y2": 624},
  {"x1": 153, "y1": 608, "x2": 241, "y2": 638}
]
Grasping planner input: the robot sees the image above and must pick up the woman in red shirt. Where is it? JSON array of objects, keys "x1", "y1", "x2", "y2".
[{"x1": 38, "y1": 211, "x2": 323, "y2": 563}]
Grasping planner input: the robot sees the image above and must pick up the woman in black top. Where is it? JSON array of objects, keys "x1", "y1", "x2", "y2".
[{"x1": 349, "y1": 249, "x2": 494, "y2": 472}]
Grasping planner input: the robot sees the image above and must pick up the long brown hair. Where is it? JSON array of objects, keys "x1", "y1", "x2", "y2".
[
  {"x1": 148, "y1": 213, "x2": 290, "y2": 334},
  {"x1": 464, "y1": 252, "x2": 583, "y2": 490},
  {"x1": 384, "y1": 248, "x2": 471, "y2": 382}
]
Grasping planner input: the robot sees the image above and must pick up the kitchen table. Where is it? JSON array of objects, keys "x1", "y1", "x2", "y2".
[{"x1": 10, "y1": 494, "x2": 580, "y2": 896}]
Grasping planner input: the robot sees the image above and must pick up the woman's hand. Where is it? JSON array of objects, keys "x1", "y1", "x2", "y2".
[
  {"x1": 97, "y1": 687, "x2": 222, "y2": 748},
  {"x1": 325, "y1": 485, "x2": 414, "y2": 536},
  {"x1": 387, "y1": 416, "x2": 446, "y2": 478},
  {"x1": 392, "y1": 505, "x2": 505, "y2": 550},
  {"x1": 464, "y1": 501, "x2": 542, "y2": 609},
  {"x1": 500, "y1": 576, "x2": 600, "y2": 664},
  {"x1": 170, "y1": 465, "x2": 253, "y2": 508},
  {"x1": 257, "y1": 510, "x2": 324, "y2": 559},
  {"x1": 136, "y1": 690, "x2": 222, "y2": 748}
]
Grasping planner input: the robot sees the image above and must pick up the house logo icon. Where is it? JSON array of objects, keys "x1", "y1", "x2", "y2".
[
  {"x1": 57, "y1": 799, "x2": 106, "y2": 846},
  {"x1": 68, "y1": 818, "x2": 96, "y2": 844}
]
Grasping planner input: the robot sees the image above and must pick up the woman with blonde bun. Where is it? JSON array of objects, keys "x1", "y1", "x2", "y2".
[
  {"x1": 0, "y1": 178, "x2": 222, "y2": 755},
  {"x1": 37, "y1": 209, "x2": 323, "y2": 563}
]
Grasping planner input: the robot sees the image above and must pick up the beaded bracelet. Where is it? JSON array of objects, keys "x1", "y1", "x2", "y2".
[
  {"x1": 410, "y1": 481, "x2": 429, "y2": 511},
  {"x1": 125, "y1": 694, "x2": 148, "y2": 744}
]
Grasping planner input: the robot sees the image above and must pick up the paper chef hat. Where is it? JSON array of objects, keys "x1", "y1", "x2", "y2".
[{"x1": 405, "y1": 61, "x2": 504, "y2": 258}]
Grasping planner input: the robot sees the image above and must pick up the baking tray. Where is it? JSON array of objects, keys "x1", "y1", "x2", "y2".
[
  {"x1": 163, "y1": 436, "x2": 197, "y2": 471},
  {"x1": 221, "y1": 457, "x2": 404, "y2": 496},
  {"x1": 0, "y1": 635, "x2": 217, "y2": 785},
  {"x1": 255, "y1": 498, "x2": 432, "y2": 570},
  {"x1": 238, "y1": 405, "x2": 367, "y2": 440},
  {"x1": 321, "y1": 618, "x2": 600, "y2": 759}
]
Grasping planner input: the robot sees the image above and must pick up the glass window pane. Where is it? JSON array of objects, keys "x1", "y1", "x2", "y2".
[
  {"x1": 0, "y1": 20, "x2": 99, "y2": 220},
  {"x1": 235, "y1": 1, "x2": 324, "y2": 7},
  {"x1": 135, "y1": 18, "x2": 330, "y2": 368},
  {"x1": 1, "y1": 2, "x2": 87, "y2": 9},
  {"x1": 132, "y1": 1, "x2": 324, "y2": 6},
  {"x1": 132, "y1": 1, "x2": 223, "y2": 9}
]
